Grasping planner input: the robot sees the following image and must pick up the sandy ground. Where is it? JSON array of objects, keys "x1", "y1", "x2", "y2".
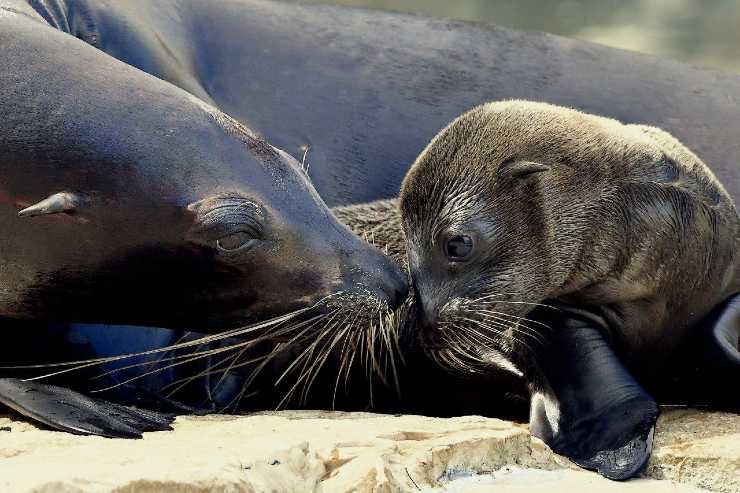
[{"x1": 0, "y1": 408, "x2": 735, "y2": 492}]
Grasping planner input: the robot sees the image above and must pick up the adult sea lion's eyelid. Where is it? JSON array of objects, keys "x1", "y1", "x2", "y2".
[
  {"x1": 194, "y1": 220, "x2": 262, "y2": 244},
  {"x1": 186, "y1": 208, "x2": 264, "y2": 248},
  {"x1": 199, "y1": 208, "x2": 262, "y2": 229},
  {"x1": 186, "y1": 193, "x2": 262, "y2": 215},
  {"x1": 189, "y1": 200, "x2": 264, "y2": 237}
]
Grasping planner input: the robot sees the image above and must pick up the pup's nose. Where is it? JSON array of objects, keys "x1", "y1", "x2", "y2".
[{"x1": 413, "y1": 286, "x2": 438, "y2": 332}]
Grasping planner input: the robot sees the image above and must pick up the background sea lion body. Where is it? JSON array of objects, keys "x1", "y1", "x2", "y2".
[
  {"x1": 398, "y1": 100, "x2": 739, "y2": 479},
  {"x1": 14, "y1": 0, "x2": 740, "y2": 206}
]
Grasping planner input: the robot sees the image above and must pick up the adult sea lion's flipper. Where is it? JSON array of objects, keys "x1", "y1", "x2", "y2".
[
  {"x1": 529, "y1": 317, "x2": 659, "y2": 481},
  {"x1": 0, "y1": 378, "x2": 174, "y2": 438}
]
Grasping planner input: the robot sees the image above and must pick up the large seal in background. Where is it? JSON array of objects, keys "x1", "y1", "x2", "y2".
[
  {"x1": 398, "y1": 101, "x2": 739, "y2": 479},
  {"x1": 0, "y1": 3, "x2": 406, "y2": 436},
  {"x1": 18, "y1": 0, "x2": 740, "y2": 205}
]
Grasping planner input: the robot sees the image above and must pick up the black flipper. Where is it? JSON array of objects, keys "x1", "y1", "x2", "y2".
[
  {"x1": 700, "y1": 294, "x2": 740, "y2": 372},
  {"x1": 0, "y1": 378, "x2": 174, "y2": 438},
  {"x1": 528, "y1": 317, "x2": 659, "y2": 481},
  {"x1": 679, "y1": 293, "x2": 740, "y2": 411}
]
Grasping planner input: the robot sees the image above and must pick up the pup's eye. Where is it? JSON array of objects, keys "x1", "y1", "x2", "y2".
[
  {"x1": 216, "y1": 232, "x2": 254, "y2": 252},
  {"x1": 445, "y1": 235, "x2": 474, "y2": 261}
]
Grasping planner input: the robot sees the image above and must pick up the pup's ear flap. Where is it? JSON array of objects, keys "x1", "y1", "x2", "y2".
[
  {"x1": 18, "y1": 192, "x2": 81, "y2": 217},
  {"x1": 498, "y1": 160, "x2": 550, "y2": 179}
]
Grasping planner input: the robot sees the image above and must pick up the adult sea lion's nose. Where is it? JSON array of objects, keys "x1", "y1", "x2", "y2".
[
  {"x1": 381, "y1": 258, "x2": 409, "y2": 310},
  {"x1": 349, "y1": 246, "x2": 409, "y2": 310}
]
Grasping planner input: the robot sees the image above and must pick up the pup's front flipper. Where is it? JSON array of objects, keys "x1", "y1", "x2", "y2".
[
  {"x1": 0, "y1": 378, "x2": 174, "y2": 438},
  {"x1": 528, "y1": 317, "x2": 658, "y2": 481}
]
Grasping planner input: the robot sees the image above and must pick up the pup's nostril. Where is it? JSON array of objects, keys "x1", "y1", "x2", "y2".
[{"x1": 413, "y1": 304, "x2": 436, "y2": 333}]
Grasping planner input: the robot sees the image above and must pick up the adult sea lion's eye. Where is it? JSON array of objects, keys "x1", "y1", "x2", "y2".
[
  {"x1": 446, "y1": 235, "x2": 474, "y2": 261},
  {"x1": 216, "y1": 232, "x2": 254, "y2": 252}
]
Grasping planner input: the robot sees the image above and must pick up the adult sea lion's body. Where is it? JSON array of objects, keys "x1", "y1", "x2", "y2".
[
  {"x1": 9, "y1": 0, "x2": 740, "y2": 205},
  {"x1": 397, "y1": 101, "x2": 740, "y2": 479},
  {"x1": 0, "y1": 1, "x2": 407, "y2": 436}
]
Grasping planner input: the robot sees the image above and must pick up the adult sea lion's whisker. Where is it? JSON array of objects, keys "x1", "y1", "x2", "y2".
[
  {"x1": 297, "y1": 315, "x2": 349, "y2": 402},
  {"x1": 162, "y1": 348, "x2": 258, "y2": 398},
  {"x1": 240, "y1": 342, "x2": 290, "y2": 396},
  {"x1": 210, "y1": 345, "x2": 254, "y2": 397},
  {"x1": 239, "y1": 313, "x2": 331, "y2": 395},
  {"x1": 89, "y1": 310, "x2": 329, "y2": 392},
  {"x1": 366, "y1": 316, "x2": 389, "y2": 388},
  {"x1": 162, "y1": 351, "x2": 243, "y2": 397},
  {"x1": 13, "y1": 305, "x2": 316, "y2": 377},
  {"x1": 89, "y1": 313, "x2": 318, "y2": 383},
  {"x1": 301, "y1": 324, "x2": 351, "y2": 404},
  {"x1": 89, "y1": 343, "x2": 257, "y2": 393},
  {"x1": 332, "y1": 326, "x2": 356, "y2": 407},
  {"x1": 380, "y1": 322, "x2": 401, "y2": 396},
  {"x1": 87, "y1": 350, "x2": 215, "y2": 382},
  {"x1": 274, "y1": 310, "x2": 341, "y2": 388},
  {"x1": 342, "y1": 331, "x2": 360, "y2": 387},
  {"x1": 329, "y1": 309, "x2": 371, "y2": 405}
]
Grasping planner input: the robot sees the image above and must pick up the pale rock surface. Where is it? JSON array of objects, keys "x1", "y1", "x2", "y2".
[
  {"x1": 0, "y1": 408, "x2": 734, "y2": 493},
  {"x1": 646, "y1": 409, "x2": 739, "y2": 493}
]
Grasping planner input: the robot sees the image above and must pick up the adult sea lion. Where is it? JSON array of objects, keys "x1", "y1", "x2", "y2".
[
  {"x1": 0, "y1": 4, "x2": 407, "y2": 436},
  {"x1": 9, "y1": 0, "x2": 740, "y2": 206},
  {"x1": 397, "y1": 100, "x2": 739, "y2": 479}
]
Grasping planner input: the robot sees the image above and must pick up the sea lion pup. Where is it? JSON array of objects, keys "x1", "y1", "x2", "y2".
[{"x1": 396, "y1": 100, "x2": 740, "y2": 480}]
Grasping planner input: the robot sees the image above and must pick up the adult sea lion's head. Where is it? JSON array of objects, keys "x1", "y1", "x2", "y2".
[{"x1": 0, "y1": 97, "x2": 407, "y2": 332}]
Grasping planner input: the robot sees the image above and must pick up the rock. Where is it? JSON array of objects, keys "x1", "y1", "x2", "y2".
[
  {"x1": 646, "y1": 408, "x2": 740, "y2": 493},
  {"x1": 0, "y1": 408, "x2": 735, "y2": 492},
  {"x1": 431, "y1": 467, "x2": 708, "y2": 493}
]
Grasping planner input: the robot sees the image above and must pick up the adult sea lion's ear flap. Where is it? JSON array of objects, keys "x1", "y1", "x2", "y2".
[
  {"x1": 498, "y1": 160, "x2": 550, "y2": 179},
  {"x1": 18, "y1": 192, "x2": 81, "y2": 217}
]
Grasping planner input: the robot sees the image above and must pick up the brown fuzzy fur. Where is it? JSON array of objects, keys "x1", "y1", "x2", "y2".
[{"x1": 340, "y1": 100, "x2": 739, "y2": 379}]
